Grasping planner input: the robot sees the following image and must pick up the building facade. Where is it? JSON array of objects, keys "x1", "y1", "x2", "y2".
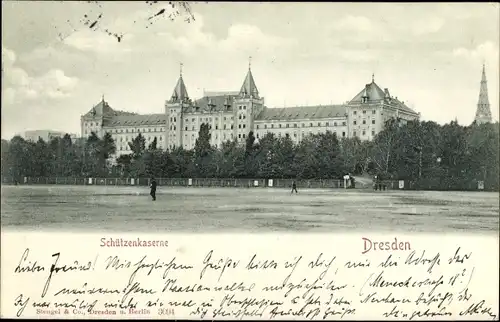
[{"x1": 81, "y1": 65, "x2": 420, "y2": 159}]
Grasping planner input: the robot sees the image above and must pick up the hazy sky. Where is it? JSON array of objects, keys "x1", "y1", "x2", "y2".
[{"x1": 2, "y1": 1, "x2": 499, "y2": 139}]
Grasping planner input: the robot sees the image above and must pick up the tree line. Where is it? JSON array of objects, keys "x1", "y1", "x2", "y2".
[{"x1": 1, "y1": 119, "x2": 498, "y2": 189}]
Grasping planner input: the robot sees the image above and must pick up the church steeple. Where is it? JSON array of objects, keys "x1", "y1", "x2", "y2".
[
  {"x1": 474, "y1": 64, "x2": 492, "y2": 124},
  {"x1": 170, "y1": 63, "x2": 189, "y2": 103},
  {"x1": 239, "y1": 56, "x2": 259, "y2": 98}
]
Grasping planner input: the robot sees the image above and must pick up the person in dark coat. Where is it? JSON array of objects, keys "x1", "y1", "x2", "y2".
[
  {"x1": 291, "y1": 180, "x2": 298, "y2": 194},
  {"x1": 150, "y1": 177, "x2": 157, "y2": 201}
]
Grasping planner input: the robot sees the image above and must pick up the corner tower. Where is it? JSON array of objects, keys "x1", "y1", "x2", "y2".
[
  {"x1": 474, "y1": 64, "x2": 492, "y2": 125},
  {"x1": 233, "y1": 57, "x2": 264, "y2": 141},
  {"x1": 165, "y1": 63, "x2": 191, "y2": 149}
]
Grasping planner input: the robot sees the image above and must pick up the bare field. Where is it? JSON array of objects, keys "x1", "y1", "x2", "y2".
[{"x1": 1, "y1": 185, "x2": 498, "y2": 233}]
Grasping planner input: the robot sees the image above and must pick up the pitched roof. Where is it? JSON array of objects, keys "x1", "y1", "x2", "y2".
[
  {"x1": 349, "y1": 81, "x2": 386, "y2": 104},
  {"x1": 390, "y1": 97, "x2": 418, "y2": 115},
  {"x1": 105, "y1": 114, "x2": 166, "y2": 127},
  {"x1": 204, "y1": 91, "x2": 239, "y2": 97},
  {"x1": 348, "y1": 80, "x2": 418, "y2": 115},
  {"x1": 182, "y1": 94, "x2": 238, "y2": 113},
  {"x1": 170, "y1": 75, "x2": 189, "y2": 103},
  {"x1": 239, "y1": 68, "x2": 259, "y2": 98},
  {"x1": 255, "y1": 105, "x2": 347, "y2": 121},
  {"x1": 82, "y1": 98, "x2": 115, "y2": 117}
]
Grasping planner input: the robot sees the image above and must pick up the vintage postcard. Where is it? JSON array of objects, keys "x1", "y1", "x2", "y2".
[{"x1": 1, "y1": 1, "x2": 499, "y2": 320}]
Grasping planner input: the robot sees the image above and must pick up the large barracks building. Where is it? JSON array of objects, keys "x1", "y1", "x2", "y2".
[{"x1": 81, "y1": 63, "x2": 420, "y2": 158}]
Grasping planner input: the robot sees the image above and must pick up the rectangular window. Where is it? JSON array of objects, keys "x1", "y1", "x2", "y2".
[
  {"x1": 264, "y1": 125, "x2": 267, "y2": 129},
  {"x1": 353, "y1": 121, "x2": 357, "y2": 125},
  {"x1": 372, "y1": 110, "x2": 376, "y2": 114},
  {"x1": 353, "y1": 131, "x2": 357, "y2": 137},
  {"x1": 256, "y1": 125, "x2": 259, "y2": 129},
  {"x1": 372, "y1": 120, "x2": 375, "y2": 124},
  {"x1": 243, "y1": 124, "x2": 246, "y2": 128},
  {"x1": 238, "y1": 124, "x2": 241, "y2": 129},
  {"x1": 231, "y1": 125, "x2": 234, "y2": 129},
  {"x1": 372, "y1": 130, "x2": 375, "y2": 136},
  {"x1": 363, "y1": 110, "x2": 366, "y2": 114},
  {"x1": 353, "y1": 111, "x2": 357, "y2": 115},
  {"x1": 342, "y1": 122, "x2": 346, "y2": 126},
  {"x1": 362, "y1": 130, "x2": 366, "y2": 135},
  {"x1": 294, "y1": 124, "x2": 297, "y2": 128},
  {"x1": 362, "y1": 120, "x2": 366, "y2": 125},
  {"x1": 286, "y1": 124, "x2": 289, "y2": 128}
]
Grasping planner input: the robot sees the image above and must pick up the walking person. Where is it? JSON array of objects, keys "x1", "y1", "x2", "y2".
[
  {"x1": 291, "y1": 180, "x2": 298, "y2": 194},
  {"x1": 150, "y1": 177, "x2": 157, "y2": 201}
]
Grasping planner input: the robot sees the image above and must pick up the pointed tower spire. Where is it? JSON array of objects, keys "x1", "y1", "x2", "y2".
[
  {"x1": 170, "y1": 63, "x2": 189, "y2": 103},
  {"x1": 372, "y1": 73, "x2": 375, "y2": 83},
  {"x1": 239, "y1": 58, "x2": 259, "y2": 98},
  {"x1": 474, "y1": 63, "x2": 492, "y2": 124}
]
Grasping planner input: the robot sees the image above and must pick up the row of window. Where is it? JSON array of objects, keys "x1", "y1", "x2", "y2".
[
  {"x1": 353, "y1": 110, "x2": 377, "y2": 115},
  {"x1": 353, "y1": 120, "x2": 376, "y2": 125},
  {"x1": 256, "y1": 121, "x2": 347, "y2": 130},
  {"x1": 116, "y1": 136, "x2": 163, "y2": 142},
  {"x1": 183, "y1": 116, "x2": 236, "y2": 123},
  {"x1": 353, "y1": 130, "x2": 376, "y2": 137}
]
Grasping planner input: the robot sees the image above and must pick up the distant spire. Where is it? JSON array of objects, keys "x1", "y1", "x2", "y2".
[
  {"x1": 102, "y1": 94, "x2": 105, "y2": 102},
  {"x1": 180, "y1": 62, "x2": 183, "y2": 77},
  {"x1": 372, "y1": 73, "x2": 375, "y2": 83},
  {"x1": 249, "y1": 56, "x2": 252, "y2": 70},
  {"x1": 474, "y1": 63, "x2": 492, "y2": 124}
]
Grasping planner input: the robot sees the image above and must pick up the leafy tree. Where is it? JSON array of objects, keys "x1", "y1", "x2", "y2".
[
  {"x1": 193, "y1": 123, "x2": 215, "y2": 177},
  {"x1": 128, "y1": 133, "x2": 146, "y2": 159}
]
